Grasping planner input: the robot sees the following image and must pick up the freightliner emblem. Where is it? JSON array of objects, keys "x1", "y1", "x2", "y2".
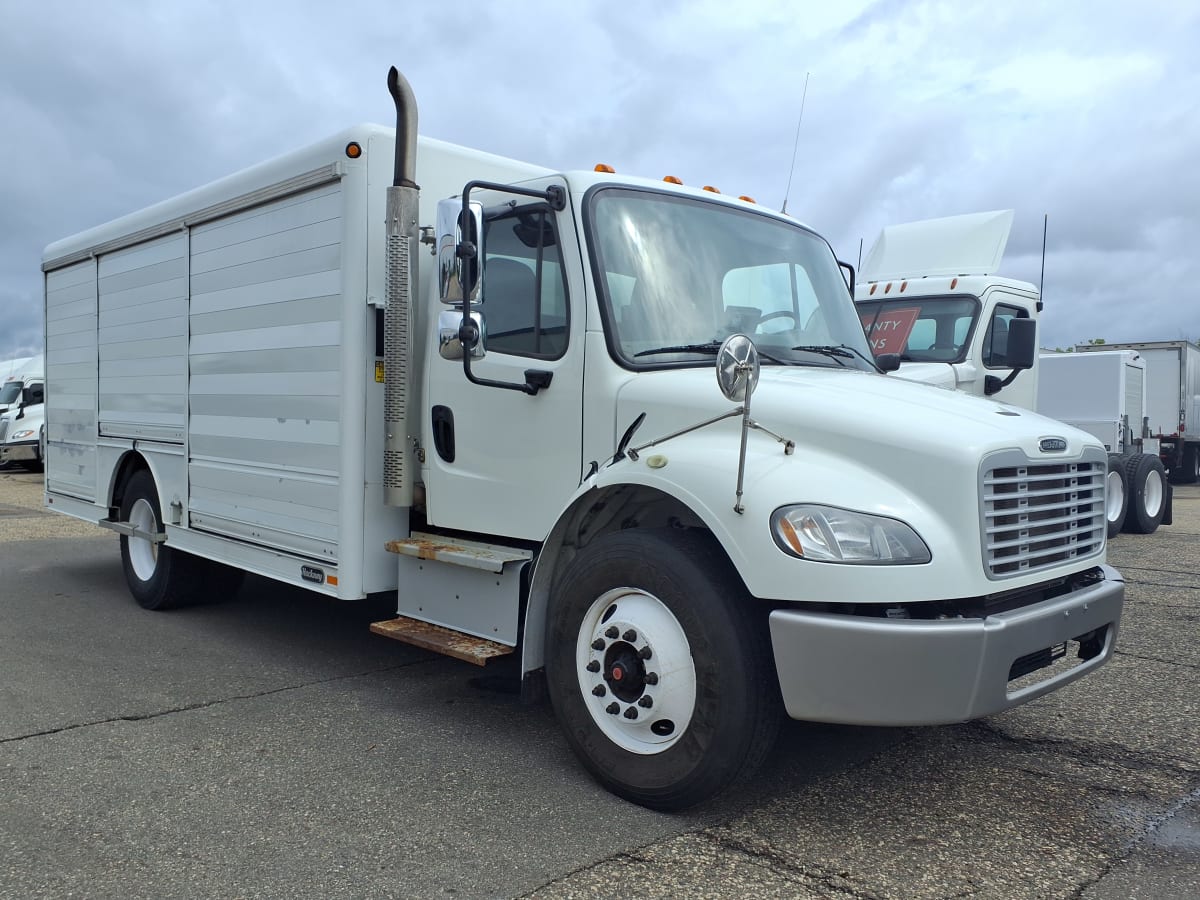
[{"x1": 1039, "y1": 437, "x2": 1068, "y2": 453}]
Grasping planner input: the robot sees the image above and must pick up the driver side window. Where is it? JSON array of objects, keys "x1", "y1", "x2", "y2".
[{"x1": 481, "y1": 209, "x2": 569, "y2": 359}]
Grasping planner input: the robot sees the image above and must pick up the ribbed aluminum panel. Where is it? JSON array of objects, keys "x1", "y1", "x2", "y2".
[
  {"x1": 981, "y1": 450, "x2": 1106, "y2": 578},
  {"x1": 44, "y1": 259, "x2": 98, "y2": 500}
]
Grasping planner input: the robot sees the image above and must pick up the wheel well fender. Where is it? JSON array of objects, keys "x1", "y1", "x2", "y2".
[
  {"x1": 107, "y1": 451, "x2": 158, "y2": 515},
  {"x1": 520, "y1": 482, "x2": 742, "y2": 677}
]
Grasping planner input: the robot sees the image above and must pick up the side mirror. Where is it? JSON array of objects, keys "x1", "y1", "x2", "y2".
[
  {"x1": 1005, "y1": 318, "x2": 1037, "y2": 370},
  {"x1": 838, "y1": 260, "x2": 856, "y2": 297},
  {"x1": 875, "y1": 353, "x2": 902, "y2": 373},
  {"x1": 436, "y1": 198, "x2": 483, "y2": 304},
  {"x1": 437, "y1": 308, "x2": 485, "y2": 361}
]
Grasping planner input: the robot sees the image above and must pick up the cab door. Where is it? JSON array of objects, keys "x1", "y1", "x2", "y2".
[{"x1": 422, "y1": 178, "x2": 586, "y2": 540}]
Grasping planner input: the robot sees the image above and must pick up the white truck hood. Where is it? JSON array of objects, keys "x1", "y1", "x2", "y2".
[
  {"x1": 616, "y1": 364, "x2": 1073, "y2": 464},
  {"x1": 860, "y1": 210, "x2": 1014, "y2": 281}
]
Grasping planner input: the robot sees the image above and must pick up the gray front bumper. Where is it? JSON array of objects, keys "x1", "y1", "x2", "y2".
[
  {"x1": 0, "y1": 440, "x2": 37, "y2": 463},
  {"x1": 769, "y1": 565, "x2": 1124, "y2": 726}
]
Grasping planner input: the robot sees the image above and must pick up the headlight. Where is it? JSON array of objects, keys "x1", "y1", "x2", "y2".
[
  {"x1": 10, "y1": 430, "x2": 35, "y2": 440},
  {"x1": 771, "y1": 504, "x2": 931, "y2": 564}
]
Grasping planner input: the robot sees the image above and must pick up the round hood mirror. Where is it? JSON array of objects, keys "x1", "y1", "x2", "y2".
[{"x1": 716, "y1": 334, "x2": 760, "y2": 402}]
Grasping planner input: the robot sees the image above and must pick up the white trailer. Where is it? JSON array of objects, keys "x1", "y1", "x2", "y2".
[
  {"x1": 853, "y1": 212, "x2": 1170, "y2": 537},
  {"x1": 1077, "y1": 341, "x2": 1200, "y2": 484},
  {"x1": 42, "y1": 69, "x2": 1125, "y2": 810}
]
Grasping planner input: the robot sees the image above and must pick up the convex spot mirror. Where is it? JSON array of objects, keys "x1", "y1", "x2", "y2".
[
  {"x1": 436, "y1": 198, "x2": 483, "y2": 304},
  {"x1": 716, "y1": 334, "x2": 760, "y2": 402}
]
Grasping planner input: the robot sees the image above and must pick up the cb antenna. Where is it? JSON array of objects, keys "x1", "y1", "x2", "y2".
[
  {"x1": 1037, "y1": 213, "x2": 1047, "y2": 312},
  {"x1": 781, "y1": 72, "x2": 810, "y2": 215}
]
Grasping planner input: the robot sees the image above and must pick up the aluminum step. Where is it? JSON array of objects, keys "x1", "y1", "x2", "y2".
[{"x1": 370, "y1": 615, "x2": 514, "y2": 666}]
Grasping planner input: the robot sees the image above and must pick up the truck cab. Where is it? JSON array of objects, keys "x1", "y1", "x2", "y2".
[
  {"x1": 0, "y1": 365, "x2": 45, "y2": 471},
  {"x1": 853, "y1": 210, "x2": 1038, "y2": 409}
]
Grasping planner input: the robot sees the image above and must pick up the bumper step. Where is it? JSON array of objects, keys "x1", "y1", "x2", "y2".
[{"x1": 370, "y1": 615, "x2": 514, "y2": 666}]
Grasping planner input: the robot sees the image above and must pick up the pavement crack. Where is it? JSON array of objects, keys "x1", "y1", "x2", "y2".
[
  {"x1": 1113, "y1": 648, "x2": 1200, "y2": 670},
  {"x1": 699, "y1": 827, "x2": 884, "y2": 898},
  {"x1": 0, "y1": 660, "x2": 428, "y2": 745}
]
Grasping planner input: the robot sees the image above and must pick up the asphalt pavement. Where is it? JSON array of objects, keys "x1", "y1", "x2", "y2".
[{"x1": 1, "y1": 469, "x2": 1197, "y2": 898}]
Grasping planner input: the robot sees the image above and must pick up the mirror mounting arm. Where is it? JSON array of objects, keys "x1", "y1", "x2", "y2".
[{"x1": 456, "y1": 179, "x2": 567, "y2": 397}]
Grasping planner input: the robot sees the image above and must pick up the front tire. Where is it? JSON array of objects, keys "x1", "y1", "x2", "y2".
[{"x1": 545, "y1": 529, "x2": 779, "y2": 811}]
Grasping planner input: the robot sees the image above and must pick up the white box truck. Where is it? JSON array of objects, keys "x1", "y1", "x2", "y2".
[
  {"x1": 1076, "y1": 341, "x2": 1200, "y2": 485},
  {"x1": 41, "y1": 69, "x2": 1124, "y2": 810},
  {"x1": 854, "y1": 211, "x2": 1170, "y2": 538}
]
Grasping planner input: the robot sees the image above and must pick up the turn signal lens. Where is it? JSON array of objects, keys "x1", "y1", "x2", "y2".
[{"x1": 345, "y1": 142, "x2": 362, "y2": 159}]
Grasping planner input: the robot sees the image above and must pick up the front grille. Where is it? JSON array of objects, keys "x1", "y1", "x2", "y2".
[
  {"x1": 0, "y1": 417, "x2": 8, "y2": 442},
  {"x1": 982, "y1": 453, "x2": 1106, "y2": 578}
]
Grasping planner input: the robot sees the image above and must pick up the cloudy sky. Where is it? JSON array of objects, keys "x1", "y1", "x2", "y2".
[{"x1": 2, "y1": 0, "x2": 1197, "y2": 360}]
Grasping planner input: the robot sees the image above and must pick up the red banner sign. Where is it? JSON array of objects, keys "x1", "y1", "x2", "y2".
[{"x1": 860, "y1": 307, "x2": 920, "y2": 355}]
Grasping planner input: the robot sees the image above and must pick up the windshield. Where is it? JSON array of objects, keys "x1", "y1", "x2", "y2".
[
  {"x1": 586, "y1": 188, "x2": 875, "y2": 371},
  {"x1": 0, "y1": 382, "x2": 22, "y2": 405},
  {"x1": 855, "y1": 295, "x2": 980, "y2": 362}
]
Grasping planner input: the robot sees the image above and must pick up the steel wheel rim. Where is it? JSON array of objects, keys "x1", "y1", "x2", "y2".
[
  {"x1": 1106, "y1": 470, "x2": 1124, "y2": 523},
  {"x1": 128, "y1": 497, "x2": 159, "y2": 582},
  {"x1": 575, "y1": 587, "x2": 696, "y2": 755},
  {"x1": 1143, "y1": 469, "x2": 1164, "y2": 518}
]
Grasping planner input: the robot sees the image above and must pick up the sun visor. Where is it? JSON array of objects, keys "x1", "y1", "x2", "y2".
[{"x1": 860, "y1": 210, "x2": 1014, "y2": 282}]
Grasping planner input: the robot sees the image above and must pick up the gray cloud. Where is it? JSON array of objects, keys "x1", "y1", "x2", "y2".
[{"x1": 2, "y1": 0, "x2": 1198, "y2": 359}]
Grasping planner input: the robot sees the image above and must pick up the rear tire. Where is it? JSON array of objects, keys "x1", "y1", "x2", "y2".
[
  {"x1": 119, "y1": 469, "x2": 204, "y2": 610},
  {"x1": 1122, "y1": 453, "x2": 1167, "y2": 534},
  {"x1": 545, "y1": 528, "x2": 780, "y2": 811},
  {"x1": 1105, "y1": 455, "x2": 1129, "y2": 539},
  {"x1": 1175, "y1": 444, "x2": 1199, "y2": 485}
]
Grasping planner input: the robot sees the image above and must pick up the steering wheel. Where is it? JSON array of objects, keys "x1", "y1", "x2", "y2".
[{"x1": 756, "y1": 310, "x2": 800, "y2": 332}]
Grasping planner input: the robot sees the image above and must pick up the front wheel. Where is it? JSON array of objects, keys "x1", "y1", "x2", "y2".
[{"x1": 545, "y1": 529, "x2": 779, "y2": 811}]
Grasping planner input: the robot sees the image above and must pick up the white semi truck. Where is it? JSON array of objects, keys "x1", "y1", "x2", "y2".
[
  {"x1": 853, "y1": 211, "x2": 1170, "y2": 538},
  {"x1": 0, "y1": 355, "x2": 45, "y2": 471},
  {"x1": 41, "y1": 69, "x2": 1124, "y2": 810}
]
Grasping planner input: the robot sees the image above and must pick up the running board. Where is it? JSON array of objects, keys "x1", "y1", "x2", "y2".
[
  {"x1": 370, "y1": 615, "x2": 514, "y2": 666},
  {"x1": 98, "y1": 517, "x2": 166, "y2": 543},
  {"x1": 385, "y1": 532, "x2": 533, "y2": 572}
]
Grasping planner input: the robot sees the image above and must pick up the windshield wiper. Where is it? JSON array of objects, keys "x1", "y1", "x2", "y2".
[
  {"x1": 634, "y1": 341, "x2": 723, "y2": 357},
  {"x1": 635, "y1": 341, "x2": 789, "y2": 365},
  {"x1": 791, "y1": 343, "x2": 881, "y2": 370}
]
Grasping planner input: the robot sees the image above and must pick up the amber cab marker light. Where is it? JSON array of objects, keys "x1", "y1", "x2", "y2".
[
  {"x1": 884, "y1": 282, "x2": 892, "y2": 293},
  {"x1": 900, "y1": 280, "x2": 908, "y2": 292},
  {"x1": 950, "y1": 277, "x2": 959, "y2": 289},
  {"x1": 702, "y1": 185, "x2": 720, "y2": 194},
  {"x1": 345, "y1": 142, "x2": 362, "y2": 159},
  {"x1": 663, "y1": 175, "x2": 683, "y2": 184},
  {"x1": 869, "y1": 283, "x2": 877, "y2": 295},
  {"x1": 594, "y1": 163, "x2": 615, "y2": 173},
  {"x1": 738, "y1": 195, "x2": 756, "y2": 203}
]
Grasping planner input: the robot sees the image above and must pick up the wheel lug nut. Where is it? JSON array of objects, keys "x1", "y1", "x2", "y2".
[
  {"x1": 591, "y1": 638, "x2": 605, "y2": 651},
  {"x1": 623, "y1": 707, "x2": 639, "y2": 720},
  {"x1": 645, "y1": 672, "x2": 659, "y2": 685},
  {"x1": 638, "y1": 646, "x2": 653, "y2": 660},
  {"x1": 605, "y1": 626, "x2": 619, "y2": 639},
  {"x1": 638, "y1": 695, "x2": 653, "y2": 708},
  {"x1": 592, "y1": 684, "x2": 607, "y2": 697},
  {"x1": 606, "y1": 702, "x2": 619, "y2": 715},
  {"x1": 586, "y1": 660, "x2": 601, "y2": 673},
  {"x1": 623, "y1": 629, "x2": 637, "y2": 642}
]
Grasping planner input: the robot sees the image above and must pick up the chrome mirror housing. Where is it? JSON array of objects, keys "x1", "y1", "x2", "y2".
[
  {"x1": 716, "y1": 334, "x2": 760, "y2": 402},
  {"x1": 438, "y1": 308, "x2": 485, "y2": 360},
  {"x1": 436, "y1": 198, "x2": 483, "y2": 304}
]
